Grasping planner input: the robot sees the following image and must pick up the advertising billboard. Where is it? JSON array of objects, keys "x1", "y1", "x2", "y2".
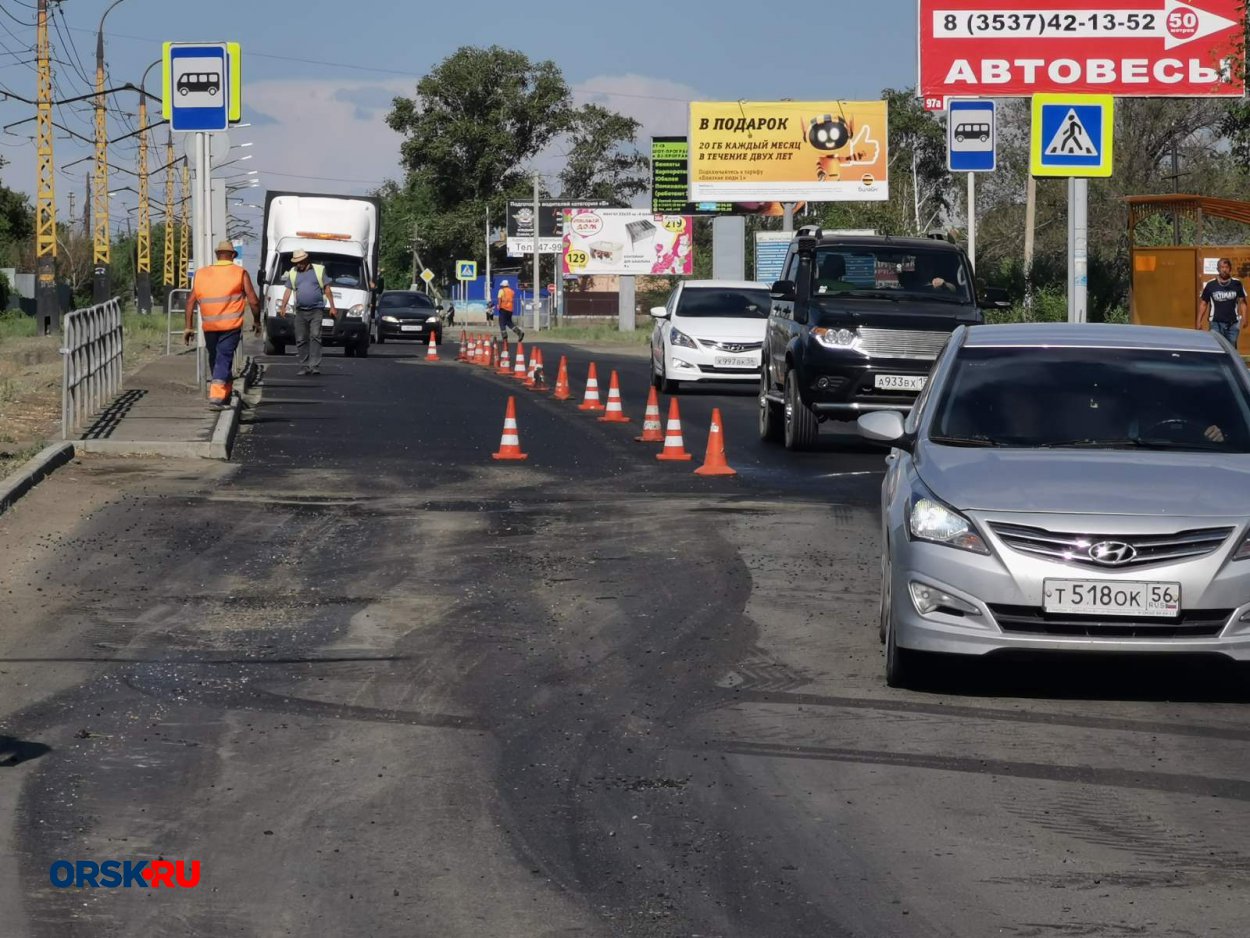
[
  {"x1": 919, "y1": 0, "x2": 1245, "y2": 102},
  {"x1": 688, "y1": 101, "x2": 888, "y2": 203},
  {"x1": 652, "y1": 138, "x2": 804, "y2": 216},
  {"x1": 562, "y1": 210, "x2": 694, "y2": 276},
  {"x1": 507, "y1": 199, "x2": 612, "y2": 255}
]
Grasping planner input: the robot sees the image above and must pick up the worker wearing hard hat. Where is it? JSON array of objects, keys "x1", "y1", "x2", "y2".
[{"x1": 496, "y1": 279, "x2": 524, "y2": 343}]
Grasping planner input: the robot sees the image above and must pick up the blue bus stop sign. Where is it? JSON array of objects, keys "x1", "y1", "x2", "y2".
[{"x1": 167, "y1": 43, "x2": 229, "y2": 132}]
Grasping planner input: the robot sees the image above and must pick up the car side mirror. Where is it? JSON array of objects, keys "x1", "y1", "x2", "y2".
[
  {"x1": 857, "y1": 410, "x2": 914, "y2": 450},
  {"x1": 770, "y1": 280, "x2": 797, "y2": 301},
  {"x1": 650, "y1": 306, "x2": 670, "y2": 319},
  {"x1": 978, "y1": 286, "x2": 1011, "y2": 310}
]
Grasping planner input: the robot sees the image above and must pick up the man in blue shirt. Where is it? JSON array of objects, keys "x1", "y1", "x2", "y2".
[
  {"x1": 1199, "y1": 257, "x2": 1247, "y2": 350},
  {"x1": 277, "y1": 250, "x2": 338, "y2": 374}
]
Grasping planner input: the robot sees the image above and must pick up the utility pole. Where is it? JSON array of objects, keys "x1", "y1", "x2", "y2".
[
  {"x1": 35, "y1": 0, "x2": 59, "y2": 334},
  {"x1": 1023, "y1": 175, "x2": 1037, "y2": 313},
  {"x1": 1171, "y1": 143, "x2": 1182, "y2": 245},
  {"x1": 178, "y1": 160, "x2": 190, "y2": 289},
  {"x1": 484, "y1": 208, "x2": 491, "y2": 307},
  {"x1": 410, "y1": 221, "x2": 419, "y2": 286},
  {"x1": 531, "y1": 171, "x2": 540, "y2": 330},
  {"x1": 83, "y1": 175, "x2": 90, "y2": 234},
  {"x1": 163, "y1": 132, "x2": 175, "y2": 293},
  {"x1": 134, "y1": 60, "x2": 158, "y2": 314}
]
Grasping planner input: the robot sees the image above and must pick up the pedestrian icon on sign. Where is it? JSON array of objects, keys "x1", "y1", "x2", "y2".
[{"x1": 1046, "y1": 110, "x2": 1097, "y2": 157}]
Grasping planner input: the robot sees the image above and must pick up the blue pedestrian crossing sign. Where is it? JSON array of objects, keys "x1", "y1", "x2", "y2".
[
  {"x1": 1030, "y1": 93, "x2": 1114, "y2": 178},
  {"x1": 164, "y1": 43, "x2": 229, "y2": 132},
  {"x1": 456, "y1": 260, "x2": 477, "y2": 281},
  {"x1": 947, "y1": 100, "x2": 995, "y2": 173}
]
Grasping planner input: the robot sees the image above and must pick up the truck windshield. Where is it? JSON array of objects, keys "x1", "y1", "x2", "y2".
[
  {"x1": 812, "y1": 246, "x2": 972, "y2": 305},
  {"x1": 277, "y1": 254, "x2": 366, "y2": 288}
]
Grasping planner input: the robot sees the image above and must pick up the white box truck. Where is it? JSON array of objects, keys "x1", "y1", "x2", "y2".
[{"x1": 258, "y1": 191, "x2": 382, "y2": 357}]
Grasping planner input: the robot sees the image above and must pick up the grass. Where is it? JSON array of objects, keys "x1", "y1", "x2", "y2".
[{"x1": 521, "y1": 323, "x2": 652, "y2": 346}]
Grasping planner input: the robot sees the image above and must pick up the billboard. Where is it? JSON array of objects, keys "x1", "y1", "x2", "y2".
[
  {"x1": 507, "y1": 199, "x2": 612, "y2": 255},
  {"x1": 562, "y1": 210, "x2": 693, "y2": 276},
  {"x1": 688, "y1": 101, "x2": 889, "y2": 203},
  {"x1": 919, "y1": 0, "x2": 1245, "y2": 102},
  {"x1": 652, "y1": 138, "x2": 804, "y2": 216}
]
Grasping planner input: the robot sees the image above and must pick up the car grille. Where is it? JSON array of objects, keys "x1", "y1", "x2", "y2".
[
  {"x1": 697, "y1": 339, "x2": 763, "y2": 353},
  {"x1": 988, "y1": 604, "x2": 1230, "y2": 638},
  {"x1": 989, "y1": 523, "x2": 1234, "y2": 569},
  {"x1": 856, "y1": 328, "x2": 950, "y2": 360}
]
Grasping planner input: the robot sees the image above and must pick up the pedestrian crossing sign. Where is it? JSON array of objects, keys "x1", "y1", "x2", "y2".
[{"x1": 1030, "y1": 94, "x2": 1114, "y2": 178}]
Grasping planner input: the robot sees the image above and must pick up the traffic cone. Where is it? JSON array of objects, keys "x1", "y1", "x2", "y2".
[
  {"x1": 553, "y1": 356, "x2": 572, "y2": 400},
  {"x1": 656, "y1": 398, "x2": 693, "y2": 461},
  {"x1": 598, "y1": 370, "x2": 630, "y2": 423},
  {"x1": 497, "y1": 341, "x2": 512, "y2": 375},
  {"x1": 512, "y1": 342, "x2": 528, "y2": 380},
  {"x1": 635, "y1": 386, "x2": 665, "y2": 442},
  {"x1": 426, "y1": 332, "x2": 439, "y2": 361},
  {"x1": 458, "y1": 333, "x2": 469, "y2": 362},
  {"x1": 694, "y1": 407, "x2": 737, "y2": 476},
  {"x1": 491, "y1": 396, "x2": 529, "y2": 461},
  {"x1": 483, "y1": 337, "x2": 493, "y2": 367},
  {"x1": 579, "y1": 363, "x2": 605, "y2": 411},
  {"x1": 527, "y1": 348, "x2": 547, "y2": 391}
]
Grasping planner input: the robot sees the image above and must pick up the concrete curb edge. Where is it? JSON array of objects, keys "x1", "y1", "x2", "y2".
[{"x1": 0, "y1": 441, "x2": 76, "y2": 518}]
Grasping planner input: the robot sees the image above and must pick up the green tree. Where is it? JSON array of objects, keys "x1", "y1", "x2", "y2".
[{"x1": 558, "y1": 103, "x2": 648, "y2": 204}]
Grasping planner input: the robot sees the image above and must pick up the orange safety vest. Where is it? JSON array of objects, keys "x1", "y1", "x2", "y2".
[
  {"x1": 193, "y1": 261, "x2": 248, "y2": 332},
  {"x1": 497, "y1": 286, "x2": 515, "y2": 313}
]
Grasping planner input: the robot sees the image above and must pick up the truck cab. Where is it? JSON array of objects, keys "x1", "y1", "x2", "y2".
[{"x1": 258, "y1": 192, "x2": 381, "y2": 358}]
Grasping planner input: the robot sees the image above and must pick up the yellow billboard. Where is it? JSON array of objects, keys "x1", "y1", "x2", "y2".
[{"x1": 688, "y1": 101, "x2": 889, "y2": 203}]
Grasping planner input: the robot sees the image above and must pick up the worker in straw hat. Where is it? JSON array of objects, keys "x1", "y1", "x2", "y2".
[
  {"x1": 184, "y1": 240, "x2": 260, "y2": 408},
  {"x1": 277, "y1": 250, "x2": 338, "y2": 375}
]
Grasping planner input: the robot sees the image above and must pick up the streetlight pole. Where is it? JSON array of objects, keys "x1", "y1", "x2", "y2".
[
  {"x1": 136, "y1": 58, "x2": 159, "y2": 314},
  {"x1": 93, "y1": 0, "x2": 127, "y2": 304}
]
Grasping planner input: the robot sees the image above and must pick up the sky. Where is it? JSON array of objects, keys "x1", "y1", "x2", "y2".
[{"x1": 0, "y1": 0, "x2": 920, "y2": 240}]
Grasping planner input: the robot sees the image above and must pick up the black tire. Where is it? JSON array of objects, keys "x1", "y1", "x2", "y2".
[
  {"x1": 356, "y1": 336, "x2": 369, "y2": 358},
  {"x1": 376, "y1": 330, "x2": 386, "y2": 344},
  {"x1": 263, "y1": 335, "x2": 282, "y2": 356},
  {"x1": 783, "y1": 370, "x2": 819, "y2": 451},
  {"x1": 651, "y1": 355, "x2": 663, "y2": 391},
  {"x1": 879, "y1": 551, "x2": 891, "y2": 645},
  {"x1": 758, "y1": 368, "x2": 782, "y2": 443},
  {"x1": 659, "y1": 358, "x2": 680, "y2": 394},
  {"x1": 885, "y1": 616, "x2": 926, "y2": 689},
  {"x1": 344, "y1": 343, "x2": 356, "y2": 358}
]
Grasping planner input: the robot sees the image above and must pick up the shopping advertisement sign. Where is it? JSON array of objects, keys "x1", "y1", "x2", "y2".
[
  {"x1": 919, "y1": 0, "x2": 1245, "y2": 101},
  {"x1": 507, "y1": 199, "x2": 611, "y2": 255},
  {"x1": 562, "y1": 210, "x2": 693, "y2": 276},
  {"x1": 652, "y1": 137, "x2": 806, "y2": 216},
  {"x1": 688, "y1": 101, "x2": 889, "y2": 202}
]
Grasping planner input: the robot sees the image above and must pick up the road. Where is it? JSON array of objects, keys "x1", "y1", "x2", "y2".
[{"x1": 2, "y1": 334, "x2": 1249, "y2": 937}]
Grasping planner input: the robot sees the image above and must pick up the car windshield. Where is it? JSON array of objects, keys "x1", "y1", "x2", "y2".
[
  {"x1": 279, "y1": 254, "x2": 366, "y2": 288},
  {"x1": 379, "y1": 292, "x2": 435, "y2": 309},
  {"x1": 812, "y1": 246, "x2": 973, "y2": 305},
  {"x1": 676, "y1": 287, "x2": 771, "y2": 318},
  {"x1": 929, "y1": 346, "x2": 1250, "y2": 452}
]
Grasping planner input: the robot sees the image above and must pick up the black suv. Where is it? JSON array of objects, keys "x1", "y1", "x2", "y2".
[{"x1": 759, "y1": 227, "x2": 996, "y2": 450}]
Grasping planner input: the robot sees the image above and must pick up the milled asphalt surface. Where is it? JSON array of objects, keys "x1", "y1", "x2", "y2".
[{"x1": 1, "y1": 333, "x2": 1248, "y2": 936}]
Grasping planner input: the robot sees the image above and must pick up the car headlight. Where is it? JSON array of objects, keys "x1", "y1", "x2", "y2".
[
  {"x1": 382, "y1": 315, "x2": 399, "y2": 323},
  {"x1": 811, "y1": 327, "x2": 861, "y2": 350},
  {"x1": 346, "y1": 304, "x2": 366, "y2": 319},
  {"x1": 426, "y1": 315, "x2": 440, "y2": 323},
  {"x1": 908, "y1": 487, "x2": 989, "y2": 554},
  {"x1": 1233, "y1": 529, "x2": 1250, "y2": 561},
  {"x1": 670, "y1": 326, "x2": 697, "y2": 349}
]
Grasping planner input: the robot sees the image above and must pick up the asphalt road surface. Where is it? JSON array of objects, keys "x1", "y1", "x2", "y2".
[{"x1": 2, "y1": 334, "x2": 1249, "y2": 937}]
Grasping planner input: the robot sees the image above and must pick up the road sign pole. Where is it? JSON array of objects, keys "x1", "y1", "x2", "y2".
[
  {"x1": 967, "y1": 172, "x2": 976, "y2": 274},
  {"x1": 532, "y1": 172, "x2": 540, "y2": 331},
  {"x1": 1073, "y1": 177, "x2": 1088, "y2": 324}
]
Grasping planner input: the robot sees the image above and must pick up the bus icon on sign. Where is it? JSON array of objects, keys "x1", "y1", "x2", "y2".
[
  {"x1": 953, "y1": 122, "x2": 990, "y2": 144},
  {"x1": 177, "y1": 72, "x2": 220, "y2": 96}
]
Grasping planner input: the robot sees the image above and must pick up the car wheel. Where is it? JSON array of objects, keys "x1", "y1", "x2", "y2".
[
  {"x1": 879, "y1": 550, "x2": 891, "y2": 645},
  {"x1": 783, "y1": 370, "x2": 818, "y2": 451},
  {"x1": 659, "y1": 358, "x2": 680, "y2": 394},
  {"x1": 758, "y1": 367, "x2": 782, "y2": 443},
  {"x1": 356, "y1": 337, "x2": 369, "y2": 358},
  {"x1": 885, "y1": 615, "x2": 926, "y2": 690},
  {"x1": 376, "y1": 330, "x2": 386, "y2": 344},
  {"x1": 344, "y1": 343, "x2": 356, "y2": 358},
  {"x1": 263, "y1": 335, "x2": 283, "y2": 356}
]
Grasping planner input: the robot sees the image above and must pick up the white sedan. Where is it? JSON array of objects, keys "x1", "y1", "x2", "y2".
[{"x1": 649, "y1": 280, "x2": 771, "y2": 393}]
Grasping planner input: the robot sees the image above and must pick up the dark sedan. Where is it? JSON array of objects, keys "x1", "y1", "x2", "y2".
[{"x1": 375, "y1": 291, "x2": 443, "y2": 345}]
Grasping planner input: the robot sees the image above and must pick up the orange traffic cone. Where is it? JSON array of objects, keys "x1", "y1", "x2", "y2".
[
  {"x1": 579, "y1": 363, "x2": 605, "y2": 411},
  {"x1": 457, "y1": 331, "x2": 468, "y2": 362},
  {"x1": 491, "y1": 396, "x2": 529, "y2": 461},
  {"x1": 694, "y1": 407, "x2": 737, "y2": 476},
  {"x1": 496, "y1": 341, "x2": 512, "y2": 375},
  {"x1": 635, "y1": 386, "x2": 665, "y2": 442},
  {"x1": 553, "y1": 356, "x2": 572, "y2": 400},
  {"x1": 656, "y1": 398, "x2": 693, "y2": 461},
  {"x1": 484, "y1": 338, "x2": 495, "y2": 368},
  {"x1": 512, "y1": 342, "x2": 528, "y2": 380},
  {"x1": 598, "y1": 370, "x2": 630, "y2": 423},
  {"x1": 426, "y1": 332, "x2": 440, "y2": 361},
  {"x1": 527, "y1": 348, "x2": 547, "y2": 391}
]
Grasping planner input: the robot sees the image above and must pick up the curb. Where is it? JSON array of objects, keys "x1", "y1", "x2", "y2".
[{"x1": 0, "y1": 442, "x2": 76, "y2": 519}]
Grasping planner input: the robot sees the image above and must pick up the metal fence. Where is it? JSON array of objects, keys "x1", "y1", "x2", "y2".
[{"x1": 61, "y1": 297, "x2": 123, "y2": 439}]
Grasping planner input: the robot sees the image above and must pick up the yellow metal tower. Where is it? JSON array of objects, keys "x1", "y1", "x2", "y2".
[
  {"x1": 35, "y1": 0, "x2": 59, "y2": 333},
  {"x1": 163, "y1": 133, "x2": 175, "y2": 291},
  {"x1": 179, "y1": 160, "x2": 190, "y2": 289},
  {"x1": 92, "y1": 27, "x2": 111, "y2": 302},
  {"x1": 135, "y1": 93, "x2": 151, "y2": 312}
]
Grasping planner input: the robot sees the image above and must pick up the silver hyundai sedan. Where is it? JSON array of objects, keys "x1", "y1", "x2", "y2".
[{"x1": 858, "y1": 323, "x2": 1250, "y2": 688}]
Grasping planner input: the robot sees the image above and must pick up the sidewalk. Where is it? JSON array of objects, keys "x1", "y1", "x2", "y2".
[{"x1": 77, "y1": 346, "x2": 253, "y2": 459}]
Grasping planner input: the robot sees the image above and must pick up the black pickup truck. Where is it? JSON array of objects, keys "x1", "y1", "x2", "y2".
[{"x1": 759, "y1": 227, "x2": 999, "y2": 451}]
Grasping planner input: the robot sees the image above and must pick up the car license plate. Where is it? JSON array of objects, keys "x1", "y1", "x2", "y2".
[
  {"x1": 713, "y1": 355, "x2": 753, "y2": 369},
  {"x1": 321, "y1": 318, "x2": 336, "y2": 328},
  {"x1": 1043, "y1": 579, "x2": 1181, "y2": 618},
  {"x1": 874, "y1": 374, "x2": 926, "y2": 391},
  {"x1": 401, "y1": 325, "x2": 421, "y2": 332}
]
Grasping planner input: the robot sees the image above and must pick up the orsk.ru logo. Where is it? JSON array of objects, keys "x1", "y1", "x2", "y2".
[{"x1": 49, "y1": 859, "x2": 201, "y2": 888}]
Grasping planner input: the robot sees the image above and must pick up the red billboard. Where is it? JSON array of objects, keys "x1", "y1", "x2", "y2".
[{"x1": 919, "y1": 0, "x2": 1245, "y2": 103}]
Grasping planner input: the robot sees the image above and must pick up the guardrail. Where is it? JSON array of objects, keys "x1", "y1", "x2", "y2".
[{"x1": 61, "y1": 297, "x2": 123, "y2": 440}]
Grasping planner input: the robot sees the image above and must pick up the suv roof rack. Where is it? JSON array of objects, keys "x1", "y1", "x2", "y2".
[{"x1": 795, "y1": 224, "x2": 823, "y2": 239}]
